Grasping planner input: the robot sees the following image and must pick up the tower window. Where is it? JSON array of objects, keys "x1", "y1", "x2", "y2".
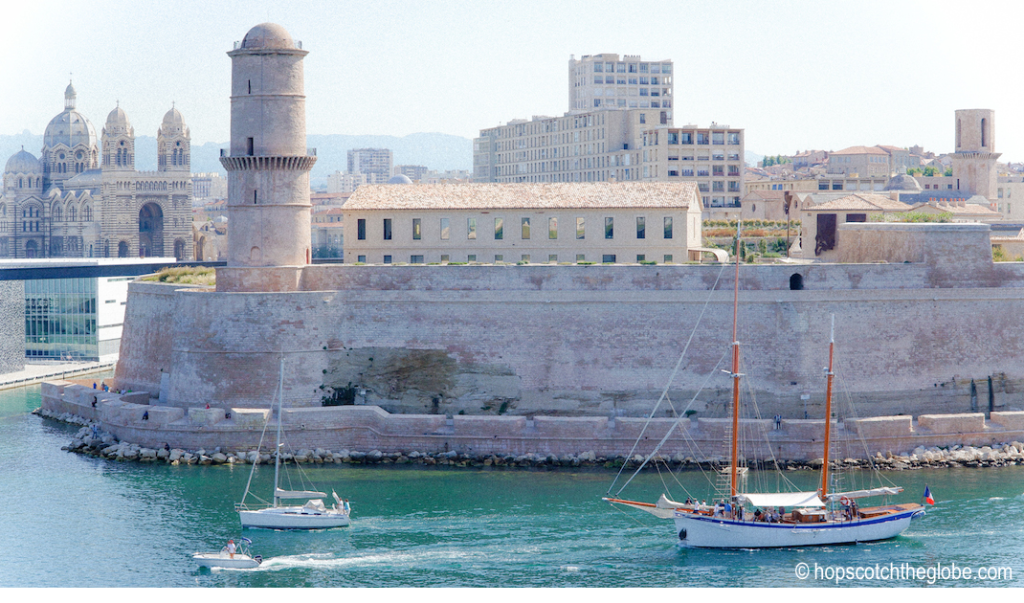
[
  {"x1": 253, "y1": 190, "x2": 257, "y2": 204},
  {"x1": 247, "y1": 137, "x2": 254, "y2": 156}
]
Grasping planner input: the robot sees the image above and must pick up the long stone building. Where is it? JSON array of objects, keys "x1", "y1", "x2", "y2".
[{"x1": 0, "y1": 84, "x2": 194, "y2": 260}]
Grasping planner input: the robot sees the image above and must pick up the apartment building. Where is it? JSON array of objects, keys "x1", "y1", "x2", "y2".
[
  {"x1": 568, "y1": 54, "x2": 673, "y2": 112},
  {"x1": 639, "y1": 124, "x2": 745, "y2": 208},
  {"x1": 347, "y1": 148, "x2": 393, "y2": 185},
  {"x1": 474, "y1": 53, "x2": 743, "y2": 211},
  {"x1": 327, "y1": 170, "x2": 367, "y2": 194}
]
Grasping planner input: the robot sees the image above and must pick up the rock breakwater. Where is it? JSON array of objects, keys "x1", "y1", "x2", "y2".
[{"x1": 46, "y1": 409, "x2": 1024, "y2": 471}]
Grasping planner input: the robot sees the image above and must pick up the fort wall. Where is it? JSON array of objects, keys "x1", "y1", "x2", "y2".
[{"x1": 113, "y1": 258, "x2": 1024, "y2": 421}]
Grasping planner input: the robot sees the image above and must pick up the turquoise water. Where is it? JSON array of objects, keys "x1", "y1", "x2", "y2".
[{"x1": 1, "y1": 382, "x2": 1022, "y2": 588}]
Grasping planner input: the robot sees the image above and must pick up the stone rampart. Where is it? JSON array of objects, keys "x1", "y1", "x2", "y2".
[
  {"x1": 112, "y1": 262, "x2": 1024, "y2": 423},
  {"x1": 40, "y1": 382, "x2": 1024, "y2": 461}
]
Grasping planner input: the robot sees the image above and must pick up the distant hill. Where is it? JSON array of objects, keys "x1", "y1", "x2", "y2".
[{"x1": 0, "y1": 132, "x2": 473, "y2": 178}]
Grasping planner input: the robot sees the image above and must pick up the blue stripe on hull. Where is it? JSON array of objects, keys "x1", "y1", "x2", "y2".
[{"x1": 674, "y1": 509, "x2": 922, "y2": 549}]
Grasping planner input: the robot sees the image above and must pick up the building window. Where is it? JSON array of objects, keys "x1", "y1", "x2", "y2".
[
  {"x1": 357, "y1": 219, "x2": 366, "y2": 240},
  {"x1": 548, "y1": 254, "x2": 558, "y2": 263},
  {"x1": 410, "y1": 255, "x2": 424, "y2": 263},
  {"x1": 815, "y1": 214, "x2": 837, "y2": 256},
  {"x1": 467, "y1": 217, "x2": 477, "y2": 239},
  {"x1": 467, "y1": 254, "x2": 477, "y2": 262},
  {"x1": 664, "y1": 217, "x2": 673, "y2": 239},
  {"x1": 576, "y1": 217, "x2": 585, "y2": 239},
  {"x1": 548, "y1": 217, "x2": 558, "y2": 239},
  {"x1": 605, "y1": 217, "x2": 614, "y2": 239},
  {"x1": 602, "y1": 254, "x2": 616, "y2": 263},
  {"x1": 383, "y1": 218, "x2": 392, "y2": 240},
  {"x1": 495, "y1": 254, "x2": 503, "y2": 262},
  {"x1": 494, "y1": 217, "x2": 504, "y2": 240},
  {"x1": 357, "y1": 255, "x2": 366, "y2": 263},
  {"x1": 521, "y1": 254, "x2": 530, "y2": 263},
  {"x1": 441, "y1": 254, "x2": 450, "y2": 263},
  {"x1": 412, "y1": 218, "x2": 422, "y2": 240},
  {"x1": 636, "y1": 254, "x2": 645, "y2": 262},
  {"x1": 576, "y1": 254, "x2": 586, "y2": 262},
  {"x1": 440, "y1": 218, "x2": 450, "y2": 240},
  {"x1": 521, "y1": 217, "x2": 531, "y2": 239},
  {"x1": 384, "y1": 255, "x2": 392, "y2": 264},
  {"x1": 636, "y1": 216, "x2": 645, "y2": 239},
  {"x1": 664, "y1": 254, "x2": 673, "y2": 263}
]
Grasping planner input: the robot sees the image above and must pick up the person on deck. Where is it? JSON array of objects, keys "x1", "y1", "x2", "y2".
[{"x1": 226, "y1": 539, "x2": 236, "y2": 559}]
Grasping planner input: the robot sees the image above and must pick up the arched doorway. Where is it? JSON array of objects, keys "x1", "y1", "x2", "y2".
[
  {"x1": 196, "y1": 236, "x2": 207, "y2": 261},
  {"x1": 138, "y1": 202, "x2": 164, "y2": 257},
  {"x1": 173, "y1": 238, "x2": 186, "y2": 261},
  {"x1": 118, "y1": 240, "x2": 129, "y2": 258},
  {"x1": 25, "y1": 240, "x2": 38, "y2": 258}
]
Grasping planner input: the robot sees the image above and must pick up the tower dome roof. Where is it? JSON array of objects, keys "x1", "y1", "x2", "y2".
[
  {"x1": 388, "y1": 174, "x2": 413, "y2": 184},
  {"x1": 105, "y1": 105, "x2": 132, "y2": 131},
  {"x1": 161, "y1": 106, "x2": 187, "y2": 134},
  {"x1": 5, "y1": 149, "x2": 42, "y2": 174},
  {"x1": 241, "y1": 23, "x2": 296, "y2": 49},
  {"x1": 65, "y1": 82, "x2": 77, "y2": 105}
]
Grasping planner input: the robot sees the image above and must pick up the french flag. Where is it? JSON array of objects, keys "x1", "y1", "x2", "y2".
[{"x1": 924, "y1": 486, "x2": 935, "y2": 505}]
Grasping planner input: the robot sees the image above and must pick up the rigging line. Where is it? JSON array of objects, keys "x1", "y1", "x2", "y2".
[
  {"x1": 611, "y1": 347, "x2": 730, "y2": 497},
  {"x1": 738, "y1": 354, "x2": 801, "y2": 494},
  {"x1": 240, "y1": 397, "x2": 274, "y2": 505},
  {"x1": 606, "y1": 261, "x2": 728, "y2": 494}
]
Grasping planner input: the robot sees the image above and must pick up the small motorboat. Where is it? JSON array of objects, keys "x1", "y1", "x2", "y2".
[{"x1": 193, "y1": 537, "x2": 263, "y2": 569}]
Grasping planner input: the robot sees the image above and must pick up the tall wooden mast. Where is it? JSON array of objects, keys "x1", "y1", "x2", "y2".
[
  {"x1": 820, "y1": 316, "x2": 836, "y2": 500},
  {"x1": 730, "y1": 226, "x2": 742, "y2": 498}
]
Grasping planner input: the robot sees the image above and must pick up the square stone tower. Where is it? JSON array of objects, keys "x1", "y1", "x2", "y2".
[{"x1": 952, "y1": 109, "x2": 999, "y2": 200}]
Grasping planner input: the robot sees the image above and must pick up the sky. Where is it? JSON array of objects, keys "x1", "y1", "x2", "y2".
[{"x1": 2, "y1": 0, "x2": 1023, "y2": 161}]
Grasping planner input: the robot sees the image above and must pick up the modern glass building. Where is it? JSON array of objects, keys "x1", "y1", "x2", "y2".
[{"x1": 2, "y1": 258, "x2": 174, "y2": 363}]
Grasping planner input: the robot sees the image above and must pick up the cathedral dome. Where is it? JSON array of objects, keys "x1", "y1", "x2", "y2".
[
  {"x1": 388, "y1": 174, "x2": 413, "y2": 184},
  {"x1": 5, "y1": 149, "x2": 42, "y2": 175},
  {"x1": 241, "y1": 23, "x2": 296, "y2": 49},
  {"x1": 44, "y1": 85, "x2": 98, "y2": 151}
]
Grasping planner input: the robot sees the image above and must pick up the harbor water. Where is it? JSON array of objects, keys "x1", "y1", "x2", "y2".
[{"x1": 2, "y1": 381, "x2": 1022, "y2": 588}]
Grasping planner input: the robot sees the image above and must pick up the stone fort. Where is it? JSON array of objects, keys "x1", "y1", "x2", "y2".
[{"x1": 106, "y1": 24, "x2": 1024, "y2": 439}]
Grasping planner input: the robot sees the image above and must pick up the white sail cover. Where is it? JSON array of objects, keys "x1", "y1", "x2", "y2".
[
  {"x1": 826, "y1": 487, "x2": 902, "y2": 501},
  {"x1": 736, "y1": 492, "x2": 824, "y2": 508},
  {"x1": 276, "y1": 488, "x2": 327, "y2": 499}
]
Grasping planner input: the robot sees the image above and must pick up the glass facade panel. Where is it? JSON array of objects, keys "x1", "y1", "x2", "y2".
[{"x1": 25, "y1": 278, "x2": 98, "y2": 360}]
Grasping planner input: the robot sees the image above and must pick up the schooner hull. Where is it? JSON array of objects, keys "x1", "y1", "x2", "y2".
[{"x1": 674, "y1": 508, "x2": 923, "y2": 549}]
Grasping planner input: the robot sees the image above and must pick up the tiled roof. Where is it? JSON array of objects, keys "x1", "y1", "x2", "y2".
[
  {"x1": 805, "y1": 193, "x2": 910, "y2": 212},
  {"x1": 831, "y1": 145, "x2": 889, "y2": 156},
  {"x1": 343, "y1": 182, "x2": 701, "y2": 211},
  {"x1": 741, "y1": 190, "x2": 786, "y2": 201}
]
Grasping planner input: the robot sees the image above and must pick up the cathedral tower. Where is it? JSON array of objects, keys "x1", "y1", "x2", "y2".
[
  {"x1": 158, "y1": 106, "x2": 191, "y2": 172},
  {"x1": 102, "y1": 104, "x2": 135, "y2": 171},
  {"x1": 220, "y1": 23, "x2": 315, "y2": 288}
]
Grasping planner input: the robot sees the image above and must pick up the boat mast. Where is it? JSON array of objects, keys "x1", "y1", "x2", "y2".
[
  {"x1": 730, "y1": 223, "x2": 742, "y2": 498},
  {"x1": 273, "y1": 355, "x2": 284, "y2": 508},
  {"x1": 820, "y1": 316, "x2": 835, "y2": 500}
]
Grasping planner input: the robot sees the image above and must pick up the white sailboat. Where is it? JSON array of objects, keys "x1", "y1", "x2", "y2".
[
  {"x1": 237, "y1": 358, "x2": 350, "y2": 530},
  {"x1": 605, "y1": 229, "x2": 925, "y2": 548}
]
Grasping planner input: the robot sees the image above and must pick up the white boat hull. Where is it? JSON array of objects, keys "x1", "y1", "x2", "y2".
[
  {"x1": 674, "y1": 507, "x2": 924, "y2": 548},
  {"x1": 193, "y1": 551, "x2": 262, "y2": 569},
  {"x1": 240, "y1": 506, "x2": 350, "y2": 530}
]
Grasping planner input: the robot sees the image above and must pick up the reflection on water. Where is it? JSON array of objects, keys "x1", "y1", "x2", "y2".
[{"x1": 0, "y1": 382, "x2": 1021, "y2": 587}]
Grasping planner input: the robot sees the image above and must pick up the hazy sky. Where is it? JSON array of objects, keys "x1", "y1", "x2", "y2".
[{"x1": 3, "y1": 0, "x2": 1022, "y2": 160}]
